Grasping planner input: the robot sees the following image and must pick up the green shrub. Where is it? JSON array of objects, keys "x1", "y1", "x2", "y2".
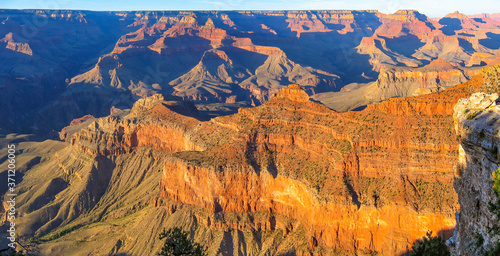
[
  {"x1": 480, "y1": 131, "x2": 485, "y2": 138},
  {"x1": 475, "y1": 233, "x2": 485, "y2": 248},
  {"x1": 491, "y1": 146, "x2": 498, "y2": 155},
  {"x1": 493, "y1": 167, "x2": 500, "y2": 198},
  {"x1": 466, "y1": 112, "x2": 477, "y2": 120},
  {"x1": 488, "y1": 242, "x2": 500, "y2": 256},
  {"x1": 158, "y1": 227, "x2": 206, "y2": 256},
  {"x1": 41, "y1": 224, "x2": 82, "y2": 242},
  {"x1": 488, "y1": 167, "x2": 500, "y2": 247},
  {"x1": 410, "y1": 232, "x2": 450, "y2": 256}
]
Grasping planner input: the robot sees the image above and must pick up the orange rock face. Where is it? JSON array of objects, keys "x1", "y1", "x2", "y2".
[
  {"x1": 75, "y1": 86, "x2": 459, "y2": 254},
  {"x1": 69, "y1": 96, "x2": 202, "y2": 155},
  {"x1": 272, "y1": 84, "x2": 310, "y2": 102},
  {"x1": 152, "y1": 84, "x2": 466, "y2": 255},
  {"x1": 160, "y1": 159, "x2": 455, "y2": 255},
  {"x1": 67, "y1": 67, "x2": 500, "y2": 255}
]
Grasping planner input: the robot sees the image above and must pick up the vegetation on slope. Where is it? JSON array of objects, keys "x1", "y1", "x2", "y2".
[{"x1": 410, "y1": 232, "x2": 450, "y2": 256}]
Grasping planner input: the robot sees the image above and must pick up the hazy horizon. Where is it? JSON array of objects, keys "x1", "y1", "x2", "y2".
[{"x1": 1, "y1": 0, "x2": 500, "y2": 18}]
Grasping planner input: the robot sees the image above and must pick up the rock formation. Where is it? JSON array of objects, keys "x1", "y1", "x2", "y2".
[
  {"x1": 59, "y1": 114, "x2": 96, "y2": 140},
  {"x1": 2, "y1": 9, "x2": 500, "y2": 133},
  {"x1": 3, "y1": 8, "x2": 500, "y2": 256},
  {"x1": 63, "y1": 65, "x2": 500, "y2": 255},
  {"x1": 0, "y1": 9, "x2": 134, "y2": 133},
  {"x1": 14, "y1": 81, "x2": 494, "y2": 255},
  {"x1": 451, "y1": 92, "x2": 500, "y2": 255},
  {"x1": 313, "y1": 59, "x2": 480, "y2": 112},
  {"x1": 0, "y1": 32, "x2": 32, "y2": 55}
]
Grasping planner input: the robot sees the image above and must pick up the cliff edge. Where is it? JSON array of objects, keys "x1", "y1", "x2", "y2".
[{"x1": 452, "y1": 92, "x2": 500, "y2": 255}]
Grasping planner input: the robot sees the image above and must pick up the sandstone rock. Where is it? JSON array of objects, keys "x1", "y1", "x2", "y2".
[
  {"x1": 69, "y1": 94, "x2": 202, "y2": 155},
  {"x1": 455, "y1": 92, "x2": 499, "y2": 113},
  {"x1": 130, "y1": 94, "x2": 166, "y2": 115},
  {"x1": 59, "y1": 114, "x2": 96, "y2": 140},
  {"x1": 54, "y1": 83, "x2": 467, "y2": 255},
  {"x1": 1, "y1": 32, "x2": 33, "y2": 55}
]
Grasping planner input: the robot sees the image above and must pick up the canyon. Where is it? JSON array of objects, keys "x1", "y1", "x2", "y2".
[
  {"x1": 0, "y1": 63, "x2": 498, "y2": 255},
  {"x1": 1, "y1": 9, "x2": 500, "y2": 132},
  {"x1": 1, "y1": 8, "x2": 500, "y2": 256}
]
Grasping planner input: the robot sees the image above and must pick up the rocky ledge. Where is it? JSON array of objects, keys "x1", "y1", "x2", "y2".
[{"x1": 452, "y1": 92, "x2": 500, "y2": 255}]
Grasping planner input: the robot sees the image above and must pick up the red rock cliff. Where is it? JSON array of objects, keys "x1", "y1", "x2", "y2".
[{"x1": 68, "y1": 75, "x2": 500, "y2": 254}]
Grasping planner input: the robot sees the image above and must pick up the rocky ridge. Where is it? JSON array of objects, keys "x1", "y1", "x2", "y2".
[
  {"x1": 0, "y1": 9, "x2": 133, "y2": 133},
  {"x1": 313, "y1": 58, "x2": 481, "y2": 112},
  {"x1": 3, "y1": 10, "x2": 500, "y2": 133}
]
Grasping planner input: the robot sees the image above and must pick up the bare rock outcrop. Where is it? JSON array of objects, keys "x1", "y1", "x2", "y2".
[
  {"x1": 451, "y1": 92, "x2": 500, "y2": 255},
  {"x1": 68, "y1": 94, "x2": 201, "y2": 155}
]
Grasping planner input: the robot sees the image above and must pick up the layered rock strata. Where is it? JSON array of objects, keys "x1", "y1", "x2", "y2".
[
  {"x1": 65, "y1": 84, "x2": 462, "y2": 255},
  {"x1": 12, "y1": 63, "x2": 500, "y2": 255}
]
